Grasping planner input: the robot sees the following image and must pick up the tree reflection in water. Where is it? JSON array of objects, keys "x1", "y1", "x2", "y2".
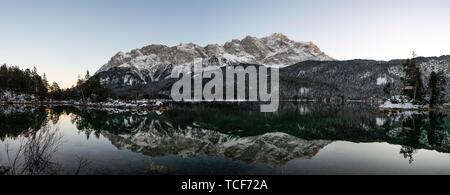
[
  {"x1": 400, "y1": 146, "x2": 416, "y2": 164},
  {"x1": 387, "y1": 111, "x2": 449, "y2": 164},
  {"x1": 0, "y1": 107, "x2": 91, "y2": 175},
  {"x1": 3, "y1": 125, "x2": 62, "y2": 175},
  {"x1": 1, "y1": 103, "x2": 450, "y2": 174},
  {"x1": 63, "y1": 104, "x2": 450, "y2": 165}
]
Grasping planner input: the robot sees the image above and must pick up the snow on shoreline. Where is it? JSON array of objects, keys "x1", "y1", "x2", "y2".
[
  {"x1": 379, "y1": 100, "x2": 420, "y2": 110},
  {"x1": 378, "y1": 95, "x2": 432, "y2": 110},
  {"x1": 0, "y1": 90, "x2": 38, "y2": 103},
  {"x1": 1, "y1": 96, "x2": 166, "y2": 110}
]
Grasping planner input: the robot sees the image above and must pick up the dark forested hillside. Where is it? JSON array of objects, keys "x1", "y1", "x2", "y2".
[
  {"x1": 0, "y1": 64, "x2": 48, "y2": 98},
  {"x1": 280, "y1": 56, "x2": 450, "y2": 101},
  {"x1": 95, "y1": 56, "x2": 450, "y2": 102}
]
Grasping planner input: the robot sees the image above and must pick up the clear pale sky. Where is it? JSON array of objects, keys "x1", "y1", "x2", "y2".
[{"x1": 1, "y1": 0, "x2": 450, "y2": 88}]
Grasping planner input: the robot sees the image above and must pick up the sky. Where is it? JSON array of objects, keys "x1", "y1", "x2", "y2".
[{"x1": 1, "y1": 0, "x2": 450, "y2": 88}]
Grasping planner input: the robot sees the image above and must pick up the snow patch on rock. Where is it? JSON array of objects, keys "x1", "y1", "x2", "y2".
[
  {"x1": 0, "y1": 90, "x2": 38, "y2": 103},
  {"x1": 97, "y1": 33, "x2": 334, "y2": 86},
  {"x1": 379, "y1": 96, "x2": 422, "y2": 110},
  {"x1": 376, "y1": 77, "x2": 388, "y2": 85}
]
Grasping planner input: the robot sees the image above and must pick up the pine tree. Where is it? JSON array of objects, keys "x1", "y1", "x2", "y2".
[
  {"x1": 84, "y1": 70, "x2": 91, "y2": 81},
  {"x1": 429, "y1": 70, "x2": 447, "y2": 108},
  {"x1": 49, "y1": 81, "x2": 62, "y2": 100},
  {"x1": 429, "y1": 72, "x2": 438, "y2": 107},
  {"x1": 402, "y1": 53, "x2": 424, "y2": 103},
  {"x1": 77, "y1": 74, "x2": 84, "y2": 86},
  {"x1": 42, "y1": 73, "x2": 50, "y2": 90},
  {"x1": 32, "y1": 67, "x2": 38, "y2": 76},
  {"x1": 437, "y1": 71, "x2": 447, "y2": 104},
  {"x1": 0, "y1": 64, "x2": 7, "y2": 89},
  {"x1": 383, "y1": 82, "x2": 392, "y2": 96},
  {"x1": 24, "y1": 68, "x2": 33, "y2": 93},
  {"x1": 49, "y1": 82, "x2": 61, "y2": 93}
]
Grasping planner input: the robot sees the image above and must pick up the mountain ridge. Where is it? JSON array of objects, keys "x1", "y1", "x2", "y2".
[
  {"x1": 96, "y1": 33, "x2": 334, "y2": 87},
  {"x1": 91, "y1": 34, "x2": 450, "y2": 101},
  {"x1": 95, "y1": 55, "x2": 450, "y2": 101}
]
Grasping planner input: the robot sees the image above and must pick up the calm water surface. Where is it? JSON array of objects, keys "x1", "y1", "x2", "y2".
[{"x1": 1, "y1": 103, "x2": 450, "y2": 175}]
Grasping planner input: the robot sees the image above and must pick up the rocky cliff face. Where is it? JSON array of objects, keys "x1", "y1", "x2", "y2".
[
  {"x1": 96, "y1": 55, "x2": 450, "y2": 101},
  {"x1": 94, "y1": 34, "x2": 450, "y2": 101},
  {"x1": 96, "y1": 33, "x2": 333, "y2": 88}
]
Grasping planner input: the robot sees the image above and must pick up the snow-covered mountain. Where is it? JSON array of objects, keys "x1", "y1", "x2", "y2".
[
  {"x1": 93, "y1": 33, "x2": 450, "y2": 101},
  {"x1": 103, "y1": 126, "x2": 331, "y2": 166},
  {"x1": 97, "y1": 33, "x2": 333, "y2": 87}
]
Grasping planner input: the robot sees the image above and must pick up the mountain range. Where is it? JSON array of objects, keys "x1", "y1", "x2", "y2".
[{"x1": 94, "y1": 33, "x2": 450, "y2": 101}]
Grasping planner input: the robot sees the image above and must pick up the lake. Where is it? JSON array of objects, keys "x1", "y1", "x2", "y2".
[{"x1": 1, "y1": 102, "x2": 450, "y2": 175}]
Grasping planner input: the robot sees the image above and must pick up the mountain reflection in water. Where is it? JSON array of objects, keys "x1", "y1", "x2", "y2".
[{"x1": 0, "y1": 103, "x2": 449, "y2": 175}]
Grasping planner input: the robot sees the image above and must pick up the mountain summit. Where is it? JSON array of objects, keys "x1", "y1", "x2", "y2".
[{"x1": 97, "y1": 33, "x2": 333, "y2": 87}]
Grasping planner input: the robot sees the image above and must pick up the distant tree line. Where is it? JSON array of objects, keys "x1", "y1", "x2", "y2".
[
  {"x1": 1, "y1": 64, "x2": 108, "y2": 102},
  {"x1": 61, "y1": 71, "x2": 108, "y2": 102},
  {"x1": 0, "y1": 64, "x2": 48, "y2": 98}
]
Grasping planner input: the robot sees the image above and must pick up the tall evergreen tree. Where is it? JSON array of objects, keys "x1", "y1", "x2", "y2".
[
  {"x1": 402, "y1": 54, "x2": 424, "y2": 103},
  {"x1": 42, "y1": 73, "x2": 50, "y2": 90},
  {"x1": 429, "y1": 70, "x2": 447, "y2": 108},
  {"x1": 49, "y1": 82, "x2": 60, "y2": 93},
  {"x1": 49, "y1": 82, "x2": 62, "y2": 100},
  {"x1": 0, "y1": 64, "x2": 7, "y2": 89},
  {"x1": 77, "y1": 74, "x2": 84, "y2": 86},
  {"x1": 84, "y1": 70, "x2": 91, "y2": 81},
  {"x1": 438, "y1": 71, "x2": 447, "y2": 104},
  {"x1": 32, "y1": 67, "x2": 38, "y2": 76},
  {"x1": 383, "y1": 82, "x2": 392, "y2": 96}
]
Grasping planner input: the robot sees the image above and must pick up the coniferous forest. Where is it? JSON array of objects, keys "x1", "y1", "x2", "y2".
[
  {"x1": 1, "y1": 59, "x2": 447, "y2": 108},
  {"x1": 0, "y1": 64, "x2": 107, "y2": 101},
  {"x1": 0, "y1": 64, "x2": 48, "y2": 98}
]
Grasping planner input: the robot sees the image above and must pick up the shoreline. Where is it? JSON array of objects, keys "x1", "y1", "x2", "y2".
[
  {"x1": 2, "y1": 99, "x2": 448, "y2": 111},
  {"x1": 378, "y1": 104, "x2": 449, "y2": 112},
  {"x1": 0, "y1": 100, "x2": 167, "y2": 109}
]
